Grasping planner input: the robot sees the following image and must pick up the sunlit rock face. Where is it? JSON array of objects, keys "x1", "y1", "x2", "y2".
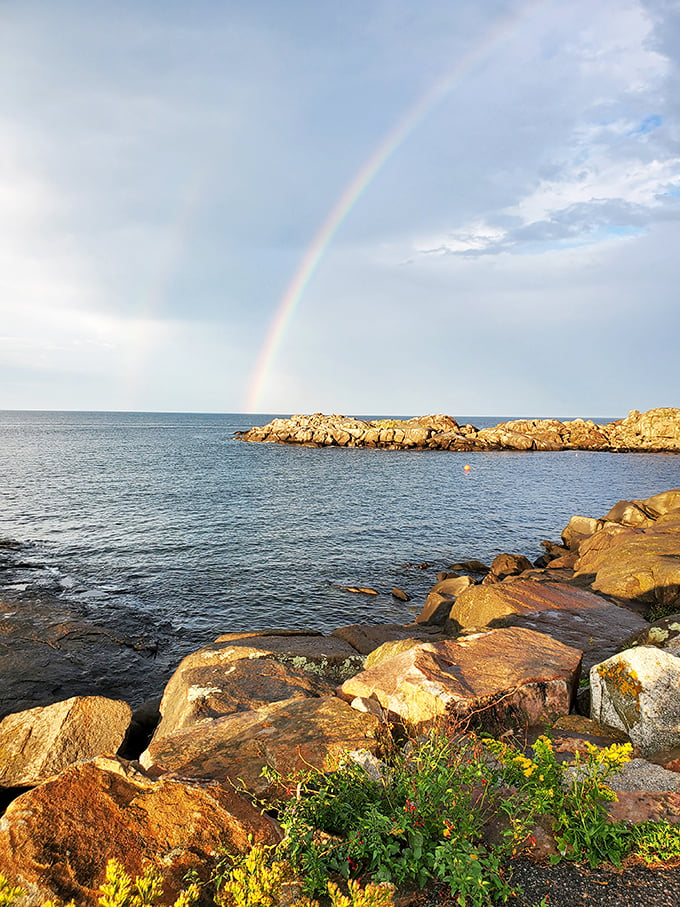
[
  {"x1": 338, "y1": 627, "x2": 582, "y2": 731},
  {"x1": 590, "y1": 647, "x2": 680, "y2": 756},
  {"x1": 237, "y1": 407, "x2": 680, "y2": 452}
]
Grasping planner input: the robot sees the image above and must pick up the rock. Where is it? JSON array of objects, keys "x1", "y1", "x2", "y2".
[
  {"x1": 448, "y1": 579, "x2": 648, "y2": 671},
  {"x1": 608, "y1": 758, "x2": 680, "y2": 792},
  {"x1": 561, "y1": 515, "x2": 603, "y2": 550},
  {"x1": 574, "y1": 510, "x2": 680, "y2": 615},
  {"x1": 648, "y1": 745, "x2": 680, "y2": 773},
  {"x1": 0, "y1": 696, "x2": 132, "y2": 788},
  {"x1": 416, "y1": 576, "x2": 475, "y2": 625},
  {"x1": 0, "y1": 756, "x2": 281, "y2": 906},
  {"x1": 338, "y1": 627, "x2": 582, "y2": 731},
  {"x1": 365, "y1": 638, "x2": 425, "y2": 669},
  {"x1": 141, "y1": 696, "x2": 381, "y2": 796},
  {"x1": 607, "y1": 790, "x2": 680, "y2": 825},
  {"x1": 152, "y1": 636, "x2": 335, "y2": 741},
  {"x1": 238, "y1": 409, "x2": 680, "y2": 453},
  {"x1": 606, "y1": 408, "x2": 680, "y2": 452},
  {"x1": 547, "y1": 715, "x2": 632, "y2": 761},
  {"x1": 617, "y1": 613, "x2": 680, "y2": 653},
  {"x1": 391, "y1": 587, "x2": 410, "y2": 602},
  {"x1": 448, "y1": 560, "x2": 490, "y2": 575},
  {"x1": 331, "y1": 623, "x2": 444, "y2": 655},
  {"x1": 590, "y1": 647, "x2": 680, "y2": 756},
  {"x1": 337, "y1": 585, "x2": 379, "y2": 596},
  {"x1": 604, "y1": 499, "x2": 660, "y2": 528},
  {"x1": 210, "y1": 631, "x2": 363, "y2": 683},
  {"x1": 489, "y1": 553, "x2": 533, "y2": 579}
]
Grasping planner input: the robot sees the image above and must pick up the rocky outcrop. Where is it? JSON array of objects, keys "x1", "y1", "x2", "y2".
[
  {"x1": 140, "y1": 696, "x2": 381, "y2": 796},
  {"x1": 338, "y1": 627, "x2": 582, "y2": 730},
  {"x1": 237, "y1": 407, "x2": 680, "y2": 452},
  {"x1": 448, "y1": 579, "x2": 648, "y2": 671},
  {"x1": 574, "y1": 509, "x2": 680, "y2": 614},
  {"x1": 0, "y1": 696, "x2": 131, "y2": 788},
  {"x1": 0, "y1": 756, "x2": 281, "y2": 906}
]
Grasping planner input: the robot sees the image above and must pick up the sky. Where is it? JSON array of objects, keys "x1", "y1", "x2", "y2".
[{"x1": 1, "y1": 0, "x2": 679, "y2": 418}]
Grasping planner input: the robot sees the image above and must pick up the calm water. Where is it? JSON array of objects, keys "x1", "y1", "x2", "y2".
[{"x1": 1, "y1": 410, "x2": 679, "y2": 655}]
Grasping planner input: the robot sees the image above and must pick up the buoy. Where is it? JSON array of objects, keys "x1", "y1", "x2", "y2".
[{"x1": 464, "y1": 464, "x2": 471, "y2": 472}]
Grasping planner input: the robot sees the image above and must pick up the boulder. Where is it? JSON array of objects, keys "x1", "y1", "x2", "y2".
[
  {"x1": 607, "y1": 790, "x2": 680, "y2": 825},
  {"x1": 561, "y1": 515, "x2": 603, "y2": 550},
  {"x1": 617, "y1": 613, "x2": 680, "y2": 654},
  {"x1": 416, "y1": 575, "x2": 475, "y2": 625},
  {"x1": 331, "y1": 623, "x2": 444, "y2": 655},
  {"x1": 0, "y1": 696, "x2": 131, "y2": 788},
  {"x1": 590, "y1": 647, "x2": 680, "y2": 756},
  {"x1": 0, "y1": 756, "x2": 281, "y2": 906},
  {"x1": 153, "y1": 636, "x2": 335, "y2": 740},
  {"x1": 489, "y1": 553, "x2": 533, "y2": 579},
  {"x1": 209, "y1": 630, "x2": 363, "y2": 683},
  {"x1": 365, "y1": 638, "x2": 425, "y2": 669},
  {"x1": 338, "y1": 627, "x2": 582, "y2": 730},
  {"x1": 448, "y1": 579, "x2": 647, "y2": 671},
  {"x1": 141, "y1": 696, "x2": 381, "y2": 796},
  {"x1": 574, "y1": 512, "x2": 680, "y2": 615}
]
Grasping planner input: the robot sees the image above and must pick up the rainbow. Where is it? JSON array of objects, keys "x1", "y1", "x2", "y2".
[{"x1": 244, "y1": 1, "x2": 548, "y2": 412}]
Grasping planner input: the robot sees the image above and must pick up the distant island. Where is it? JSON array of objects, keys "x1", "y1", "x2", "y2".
[{"x1": 237, "y1": 406, "x2": 680, "y2": 452}]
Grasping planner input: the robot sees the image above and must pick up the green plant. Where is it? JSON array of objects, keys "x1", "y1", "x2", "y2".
[
  {"x1": 0, "y1": 875, "x2": 27, "y2": 907},
  {"x1": 0, "y1": 861, "x2": 198, "y2": 907},
  {"x1": 214, "y1": 843, "x2": 289, "y2": 907},
  {"x1": 488, "y1": 735, "x2": 634, "y2": 867},
  {"x1": 274, "y1": 730, "x2": 523, "y2": 904},
  {"x1": 632, "y1": 820, "x2": 680, "y2": 866}
]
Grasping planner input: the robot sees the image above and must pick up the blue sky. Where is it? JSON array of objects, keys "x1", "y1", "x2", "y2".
[{"x1": 1, "y1": 0, "x2": 678, "y2": 416}]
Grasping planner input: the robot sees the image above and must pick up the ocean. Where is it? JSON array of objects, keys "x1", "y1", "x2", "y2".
[{"x1": 1, "y1": 410, "x2": 679, "y2": 711}]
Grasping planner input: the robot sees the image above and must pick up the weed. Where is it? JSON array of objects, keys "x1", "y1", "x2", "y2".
[{"x1": 632, "y1": 821, "x2": 680, "y2": 867}]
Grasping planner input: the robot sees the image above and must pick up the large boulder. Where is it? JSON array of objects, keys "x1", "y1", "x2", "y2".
[
  {"x1": 590, "y1": 647, "x2": 680, "y2": 756},
  {"x1": 0, "y1": 756, "x2": 281, "y2": 906},
  {"x1": 331, "y1": 623, "x2": 444, "y2": 655},
  {"x1": 338, "y1": 627, "x2": 582, "y2": 730},
  {"x1": 208, "y1": 631, "x2": 364, "y2": 683},
  {"x1": 0, "y1": 696, "x2": 131, "y2": 788},
  {"x1": 152, "y1": 633, "x2": 336, "y2": 741},
  {"x1": 574, "y1": 511, "x2": 680, "y2": 615},
  {"x1": 141, "y1": 696, "x2": 381, "y2": 796},
  {"x1": 448, "y1": 579, "x2": 647, "y2": 671}
]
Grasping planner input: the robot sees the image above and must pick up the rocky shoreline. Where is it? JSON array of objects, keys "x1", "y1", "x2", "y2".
[
  {"x1": 1, "y1": 487, "x2": 680, "y2": 904},
  {"x1": 237, "y1": 406, "x2": 680, "y2": 452}
]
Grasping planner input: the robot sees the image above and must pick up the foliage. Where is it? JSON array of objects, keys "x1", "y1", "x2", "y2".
[
  {"x1": 274, "y1": 730, "x2": 523, "y2": 905},
  {"x1": 0, "y1": 861, "x2": 199, "y2": 907},
  {"x1": 631, "y1": 820, "x2": 680, "y2": 867},
  {"x1": 0, "y1": 875, "x2": 27, "y2": 907},
  {"x1": 487, "y1": 735, "x2": 635, "y2": 867},
  {"x1": 214, "y1": 843, "x2": 289, "y2": 907}
]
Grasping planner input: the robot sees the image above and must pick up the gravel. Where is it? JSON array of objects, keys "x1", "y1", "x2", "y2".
[{"x1": 408, "y1": 860, "x2": 680, "y2": 907}]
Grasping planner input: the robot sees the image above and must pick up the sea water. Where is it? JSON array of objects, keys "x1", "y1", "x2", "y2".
[{"x1": 1, "y1": 410, "x2": 678, "y2": 681}]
